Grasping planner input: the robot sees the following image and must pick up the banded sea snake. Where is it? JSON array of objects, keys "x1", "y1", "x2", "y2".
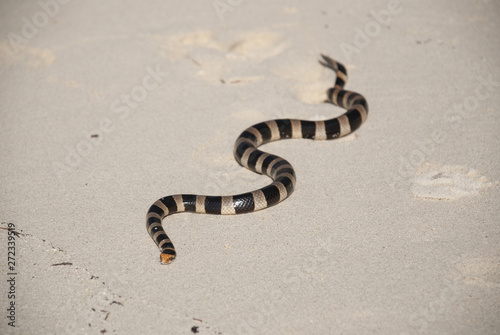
[{"x1": 146, "y1": 55, "x2": 368, "y2": 264}]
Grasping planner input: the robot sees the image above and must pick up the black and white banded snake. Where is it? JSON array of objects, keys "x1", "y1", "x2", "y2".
[{"x1": 146, "y1": 55, "x2": 368, "y2": 264}]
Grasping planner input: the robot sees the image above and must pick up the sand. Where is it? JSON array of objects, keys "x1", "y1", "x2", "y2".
[{"x1": 1, "y1": 0, "x2": 499, "y2": 334}]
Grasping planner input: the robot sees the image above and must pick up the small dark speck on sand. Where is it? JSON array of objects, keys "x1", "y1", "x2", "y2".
[{"x1": 51, "y1": 262, "x2": 73, "y2": 266}]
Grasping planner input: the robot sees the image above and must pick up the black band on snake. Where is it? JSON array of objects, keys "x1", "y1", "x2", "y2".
[{"x1": 146, "y1": 55, "x2": 368, "y2": 264}]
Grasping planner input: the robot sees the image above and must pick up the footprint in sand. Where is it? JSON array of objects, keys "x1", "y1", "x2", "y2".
[
  {"x1": 155, "y1": 29, "x2": 289, "y2": 84},
  {"x1": 154, "y1": 29, "x2": 340, "y2": 107},
  {"x1": 411, "y1": 162, "x2": 495, "y2": 200}
]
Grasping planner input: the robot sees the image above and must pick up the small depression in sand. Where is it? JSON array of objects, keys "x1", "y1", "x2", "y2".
[{"x1": 411, "y1": 162, "x2": 495, "y2": 200}]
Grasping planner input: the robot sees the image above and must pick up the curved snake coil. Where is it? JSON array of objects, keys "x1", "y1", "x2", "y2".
[{"x1": 146, "y1": 55, "x2": 368, "y2": 264}]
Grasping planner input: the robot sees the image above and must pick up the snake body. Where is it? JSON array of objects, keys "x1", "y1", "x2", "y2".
[{"x1": 146, "y1": 55, "x2": 368, "y2": 264}]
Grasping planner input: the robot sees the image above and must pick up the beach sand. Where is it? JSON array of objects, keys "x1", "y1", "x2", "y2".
[{"x1": 1, "y1": 0, "x2": 499, "y2": 334}]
